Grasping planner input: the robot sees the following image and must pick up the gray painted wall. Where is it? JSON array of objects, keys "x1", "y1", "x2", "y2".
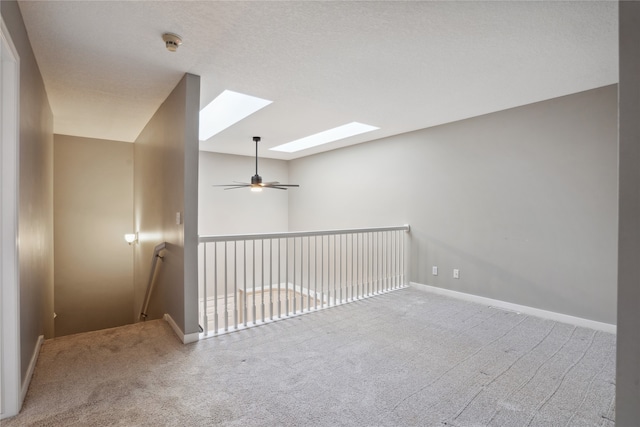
[
  {"x1": 616, "y1": 2, "x2": 640, "y2": 423},
  {"x1": 199, "y1": 151, "x2": 289, "y2": 235},
  {"x1": 289, "y1": 85, "x2": 618, "y2": 324},
  {"x1": 53, "y1": 135, "x2": 134, "y2": 337},
  {"x1": 134, "y1": 73, "x2": 200, "y2": 336},
  {"x1": 1, "y1": 0, "x2": 54, "y2": 381}
]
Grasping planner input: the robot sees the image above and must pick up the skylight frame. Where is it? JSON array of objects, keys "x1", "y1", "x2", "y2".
[
  {"x1": 269, "y1": 122, "x2": 380, "y2": 153},
  {"x1": 199, "y1": 90, "x2": 272, "y2": 141}
]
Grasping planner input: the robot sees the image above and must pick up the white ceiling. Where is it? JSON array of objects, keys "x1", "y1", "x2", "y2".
[{"x1": 18, "y1": 1, "x2": 618, "y2": 160}]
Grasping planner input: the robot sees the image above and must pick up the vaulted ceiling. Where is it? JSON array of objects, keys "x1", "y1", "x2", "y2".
[{"x1": 18, "y1": 1, "x2": 617, "y2": 160}]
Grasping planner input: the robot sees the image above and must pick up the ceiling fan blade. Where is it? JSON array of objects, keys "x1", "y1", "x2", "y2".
[
  {"x1": 223, "y1": 186, "x2": 250, "y2": 190},
  {"x1": 213, "y1": 183, "x2": 250, "y2": 187},
  {"x1": 261, "y1": 181, "x2": 280, "y2": 185},
  {"x1": 262, "y1": 184, "x2": 298, "y2": 190}
]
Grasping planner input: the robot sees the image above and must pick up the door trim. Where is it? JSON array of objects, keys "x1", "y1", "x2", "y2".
[{"x1": 1, "y1": 16, "x2": 21, "y2": 420}]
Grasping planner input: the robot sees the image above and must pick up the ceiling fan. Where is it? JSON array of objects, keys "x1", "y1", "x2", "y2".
[{"x1": 214, "y1": 136, "x2": 299, "y2": 192}]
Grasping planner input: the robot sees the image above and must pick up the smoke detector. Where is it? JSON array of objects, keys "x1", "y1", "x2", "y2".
[{"x1": 162, "y1": 33, "x2": 182, "y2": 52}]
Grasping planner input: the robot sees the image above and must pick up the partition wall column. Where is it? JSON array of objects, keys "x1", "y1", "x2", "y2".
[{"x1": 616, "y1": 2, "x2": 640, "y2": 424}]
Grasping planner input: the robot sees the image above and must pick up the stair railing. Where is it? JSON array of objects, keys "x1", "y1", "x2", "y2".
[{"x1": 198, "y1": 225, "x2": 410, "y2": 336}]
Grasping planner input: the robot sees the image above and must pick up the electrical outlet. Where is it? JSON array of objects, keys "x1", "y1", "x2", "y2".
[
  {"x1": 432, "y1": 266, "x2": 438, "y2": 276},
  {"x1": 453, "y1": 269, "x2": 460, "y2": 279}
]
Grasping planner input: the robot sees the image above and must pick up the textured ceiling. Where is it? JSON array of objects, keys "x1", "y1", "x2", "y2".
[{"x1": 18, "y1": 1, "x2": 617, "y2": 160}]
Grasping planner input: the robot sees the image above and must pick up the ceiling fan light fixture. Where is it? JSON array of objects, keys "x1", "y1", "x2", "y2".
[{"x1": 250, "y1": 174, "x2": 263, "y2": 192}]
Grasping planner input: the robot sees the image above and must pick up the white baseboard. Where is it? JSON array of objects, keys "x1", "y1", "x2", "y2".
[
  {"x1": 163, "y1": 314, "x2": 199, "y2": 344},
  {"x1": 410, "y1": 282, "x2": 616, "y2": 334},
  {"x1": 21, "y1": 335, "x2": 44, "y2": 404}
]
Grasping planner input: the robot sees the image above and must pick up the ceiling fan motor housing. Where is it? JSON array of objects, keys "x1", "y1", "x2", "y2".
[{"x1": 251, "y1": 174, "x2": 262, "y2": 185}]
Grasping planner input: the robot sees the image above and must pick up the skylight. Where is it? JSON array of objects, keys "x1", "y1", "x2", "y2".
[
  {"x1": 199, "y1": 90, "x2": 272, "y2": 141},
  {"x1": 269, "y1": 122, "x2": 380, "y2": 153}
]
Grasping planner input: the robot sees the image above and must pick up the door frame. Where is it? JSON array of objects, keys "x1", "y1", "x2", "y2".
[{"x1": 1, "y1": 16, "x2": 21, "y2": 420}]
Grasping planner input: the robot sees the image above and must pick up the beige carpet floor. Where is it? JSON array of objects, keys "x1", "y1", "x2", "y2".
[{"x1": 4, "y1": 287, "x2": 616, "y2": 426}]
